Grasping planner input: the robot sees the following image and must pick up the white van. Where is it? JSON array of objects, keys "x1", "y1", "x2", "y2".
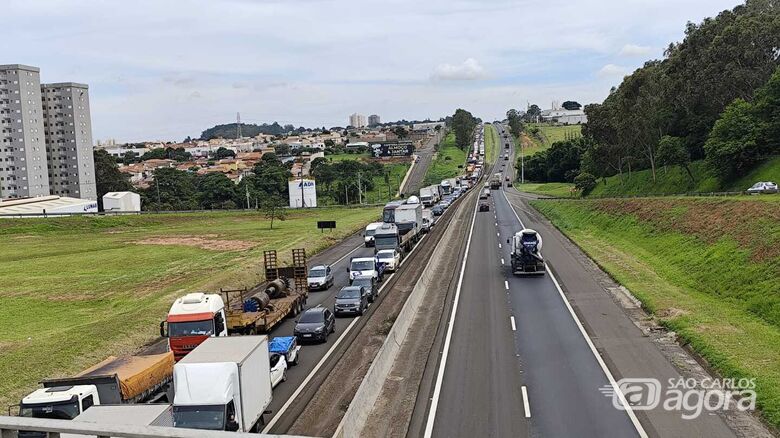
[{"x1": 364, "y1": 222, "x2": 382, "y2": 247}]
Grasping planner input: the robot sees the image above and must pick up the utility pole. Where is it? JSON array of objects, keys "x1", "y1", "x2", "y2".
[
  {"x1": 521, "y1": 140, "x2": 525, "y2": 184},
  {"x1": 357, "y1": 171, "x2": 363, "y2": 204},
  {"x1": 245, "y1": 183, "x2": 250, "y2": 209},
  {"x1": 299, "y1": 171, "x2": 306, "y2": 208},
  {"x1": 236, "y1": 112, "x2": 242, "y2": 139},
  {"x1": 345, "y1": 183, "x2": 349, "y2": 205}
]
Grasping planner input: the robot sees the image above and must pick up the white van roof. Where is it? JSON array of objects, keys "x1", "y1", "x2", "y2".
[{"x1": 365, "y1": 222, "x2": 382, "y2": 231}]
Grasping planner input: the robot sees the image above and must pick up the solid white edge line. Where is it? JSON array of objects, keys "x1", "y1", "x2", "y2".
[
  {"x1": 423, "y1": 194, "x2": 480, "y2": 438},
  {"x1": 510, "y1": 316, "x2": 517, "y2": 331},
  {"x1": 501, "y1": 188, "x2": 648, "y2": 438},
  {"x1": 522, "y1": 386, "x2": 531, "y2": 418},
  {"x1": 263, "y1": 232, "x2": 429, "y2": 432}
]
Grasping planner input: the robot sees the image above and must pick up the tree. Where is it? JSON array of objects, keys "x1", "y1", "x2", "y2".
[
  {"x1": 562, "y1": 101, "x2": 582, "y2": 110},
  {"x1": 122, "y1": 150, "x2": 138, "y2": 165},
  {"x1": 393, "y1": 126, "x2": 409, "y2": 139},
  {"x1": 93, "y1": 150, "x2": 133, "y2": 210},
  {"x1": 704, "y1": 98, "x2": 764, "y2": 181},
  {"x1": 574, "y1": 172, "x2": 597, "y2": 196},
  {"x1": 140, "y1": 148, "x2": 166, "y2": 161},
  {"x1": 657, "y1": 136, "x2": 694, "y2": 183},
  {"x1": 261, "y1": 195, "x2": 287, "y2": 229},
  {"x1": 215, "y1": 147, "x2": 236, "y2": 159},
  {"x1": 506, "y1": 109, "x2": 525, "y2": 138},
  {"x1": 324, "y1": 139, "x2": 336, "y2": 148},
  {"x1": 274, "y1": 144, "x2": 291, "y2": 156},
  {"x1": 452, "y1": 108, "x2": 479, "y2": 150},
  {"x1": 196, "y1": 173, "x2": 238, "y2": 209},
  {"x1": 524, "y1": 104, "x2": 542, "y2": 122},
  {"x1": 143, "y1": 168, "x2": 198, "y2": 211}
]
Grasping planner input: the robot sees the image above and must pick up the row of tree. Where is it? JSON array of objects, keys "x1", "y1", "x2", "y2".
[
  {"x1": 310, "y1": 158, "x2": 395, "y2": 204},
  {"x1": 94, "y1": 149, "x2": 293, "y2": 212},
  {"x1": 580, "y1": 0, "x2": 779, "y2": 185}
]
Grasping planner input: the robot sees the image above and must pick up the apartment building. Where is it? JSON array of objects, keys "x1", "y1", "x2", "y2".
[
  {"x1": 0, "y1": 64, "x2": 96, "y2": 200},
  {"x1": 42, "y1": 82, "x2": 96, "y2": 199},
  {"x1": 349, "y1": 113, "x2": 366, "y2": 128},
  {"x1": 368, "y1": 114, "x2": 380, "y2": 126},
  {"x1": 0, "y1": 64, "x2": 50, "y2": 198}
]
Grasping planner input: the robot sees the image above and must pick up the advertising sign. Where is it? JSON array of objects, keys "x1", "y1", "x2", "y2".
[
  {"x1": 288, "y1": 178, "x2": 317, "y2": 208},
  {"x1": 370, "y1": 141, "x2": 415, "y2": 157}
]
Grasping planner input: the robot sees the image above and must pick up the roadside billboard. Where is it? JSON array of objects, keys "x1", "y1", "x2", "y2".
[
  {"x1": 370, "y1": 141, "x2": 415, "y2": 157},
  {"x1": 288, "y1": 178, "x2": 317, "y2": 208}
]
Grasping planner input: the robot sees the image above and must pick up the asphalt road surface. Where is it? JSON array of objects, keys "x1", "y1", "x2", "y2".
[
  {"x1": 403, "y1": 130, "x2": 442, "y2": 196},
  {"x1": 424, "y1": 124, "x2": 643, "y2": 437}
]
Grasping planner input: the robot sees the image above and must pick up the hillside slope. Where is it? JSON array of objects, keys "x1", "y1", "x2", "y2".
[
  {"x1": 532, "y1": 197, "x2": 780, "y2": 425},
  {"x1": 588, "y1": 156, "x2": 780, "y2": 197}
]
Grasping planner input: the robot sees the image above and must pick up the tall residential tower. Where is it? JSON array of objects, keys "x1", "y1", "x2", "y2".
[{"x1": 0, "y1": 65, "x2": 50, "y2": 198}]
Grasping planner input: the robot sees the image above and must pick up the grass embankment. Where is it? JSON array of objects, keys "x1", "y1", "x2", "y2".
[
  {"x1": 423, "y1": 132, "x2": 467, "y2": 186},
  {"x1": 364, "y1": 163, "x2": 410, "y2": 203},
  {"x1": 515, "y1": 182, "x2": 575, "y2": 197},
  {"x1": 518, "y1": 124, "x2": 583, "y2": 157},
  {"x1": 326, "y1": 152, "x2": 370, "y2": 162},
  {"x1": 532, "y1": 197, "x2": 780, "y2": 426},
  {"x1": 588, "y1": 156, "x2": 780, "y2": 197},
  {"x1": 484, "y1": 124, "x2": 499, "y2": 164},
  {"x1": 0, "y1": 207, "x2": 380, "y2": 409}
]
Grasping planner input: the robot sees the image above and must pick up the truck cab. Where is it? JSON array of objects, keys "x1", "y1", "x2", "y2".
[
  {"x1": 19, "y1": 385, "x2": 99, "y2": 424},
  {"x1": 161, "y1": 293, "x2": 228, "y2": 361},
  {"x1": 373, "y1": 223, "x2": 401, "y2": 252},
  {"x1": 348, "y1": 256, "x2": 384, "y2": 282}
]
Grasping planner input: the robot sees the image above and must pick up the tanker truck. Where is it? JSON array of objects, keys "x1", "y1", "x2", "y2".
[{"x1": 508, "y1": 229, "x2": 546, "y2": 275}]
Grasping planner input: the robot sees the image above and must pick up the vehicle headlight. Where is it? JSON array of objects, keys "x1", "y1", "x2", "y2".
[{"x1": 315, "y1": 327, "x2": 324, "y2": 332}]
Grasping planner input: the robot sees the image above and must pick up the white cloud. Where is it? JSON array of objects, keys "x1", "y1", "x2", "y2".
[
  {"x1": 431, "y1": 58, "x2": 486, "y2": 81},
  {"x1": 597, "y1": 64, "x2": 629, "y2": 78},
  {"x1": 619, "y1": 44, "x2": 654, "y2": 57}
]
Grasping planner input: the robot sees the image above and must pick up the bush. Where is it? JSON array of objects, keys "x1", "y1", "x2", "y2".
[{"x1": 574, "y1": 172, "x2": 597, "y2": 196}]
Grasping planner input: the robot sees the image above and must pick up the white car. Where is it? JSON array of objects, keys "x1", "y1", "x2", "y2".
[
  {"x1": 747, "y1": 181, "x2": 778, "y2": 194},
  {"x1": 364, "y1": 222, "x2": 382, "y2": 247},
  {"x1": 307, "y1": 265, "x2": 334, "y2": 291},
  {"x1": 269, "y1": 352, "x2": 287, "y2": 388},
  {"x1": 376, "y1": 249, "x2": 401, "y2": 272}
]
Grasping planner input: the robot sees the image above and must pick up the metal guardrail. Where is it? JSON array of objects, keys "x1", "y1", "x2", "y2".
[
  {"x1": 529, "y1": 190, "x2": 754, "y2": 200},
  {"x1": 0, "y1": 416, "x2": 303, "y2": 438}
]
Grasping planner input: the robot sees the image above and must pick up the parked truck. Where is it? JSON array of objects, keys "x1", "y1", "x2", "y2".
[
  {"x1": 16, "y1": 352, "x2": 174, "y2": 431},
  {"x1": 508, "y1": 229, "x2": 546, "y2": 275},
  {"x1": 172, "y1": 336, "x2": 272, "y2": 432}
]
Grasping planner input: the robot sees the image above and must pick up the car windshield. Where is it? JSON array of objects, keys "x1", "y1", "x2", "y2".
[
  {"x1": 173, "y1": 405, "x2": 225, "y2": 430},
  {"x1": 299, "y1": 311, "x2": 324, "y2": 324},
  {"x1": 309, "y1": 268, "x2": 326, "y2": 277},
  {"x1": 338, "y1": 288, "x2": 362, "y2": 299},
  {"x1": 20, "y1": 399, "x2": 80, "y2": 420},
  {"x1": 374, "y1": 236, "x2": 398, "y2": 247},
  {"x1": 377, "y1": 251, "x2": 394, "y2": 259},
  {"x1": 365, "y1": 228, "x2": 376, "y2": 237},
  {"x1": 168, "y1": 319, "x2": 214, "y2": 337},
  {"x1": 351, "y1": 260, "x2": 374, "y2": 271}
]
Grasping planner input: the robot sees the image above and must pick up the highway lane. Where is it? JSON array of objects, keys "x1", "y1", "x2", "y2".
[
  {"x1": 425, "y1": 124, "x2": 642, "y2": 437},
  {"x1": 403, "y1": 129, "x2": 442, "y2": 196}
]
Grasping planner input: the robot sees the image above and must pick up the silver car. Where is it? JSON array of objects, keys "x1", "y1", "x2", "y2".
[{"x1": 747, "y1": 181, "x2": 778, "y2": 194}]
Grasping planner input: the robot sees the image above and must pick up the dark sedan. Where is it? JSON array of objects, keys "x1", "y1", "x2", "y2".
[{"x1": 294, "y1": 307, "x2": 335, "y2": 343}]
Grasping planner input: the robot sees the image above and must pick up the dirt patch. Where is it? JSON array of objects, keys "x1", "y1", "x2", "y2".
[
  {"x1": 135, "y1": 236, "x2": 256, "y2": 251},
  {"x1": 592, "y1": 198, "x2": 780, "y2": 262},
  {"x1": 657, "y1": 307, "x2": 689, "y2": 319}
]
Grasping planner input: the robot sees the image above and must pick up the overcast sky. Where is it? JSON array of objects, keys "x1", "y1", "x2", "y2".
[{"x1": 6, "y1": 0, "x2": 742, "y2": 142}]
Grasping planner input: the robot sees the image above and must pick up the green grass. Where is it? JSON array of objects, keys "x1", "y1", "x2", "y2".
[
  {"x1": 364, "y1": 163, "x2": 410, "y2": 203},
  {"x1": 484, "y1": 124, "x2": 499, "y2": 164},
  {"x1": 588, "y1": 157, "x2": 780, "y2": 198},
  {"x1": 520, "y1": 123, "x2": 582, "y2": 155},
  {"x1": 0, "y1": 207, "x2": 380, "y2": 409},
  {"x1": 423, "y1": 132, "x2": 468, "y2": 186},
  {"x1": 326, "y1": 152, "x2": 370, "y2": 162},
  {"x1": 515, "y1": 182, "x2": 575, "y2": 197},
  {"x1": 532, "y1": 197, "x2": 780, "y2": 426}
]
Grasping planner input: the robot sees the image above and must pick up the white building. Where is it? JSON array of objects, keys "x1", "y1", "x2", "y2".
[
  {"x1": 102, "y1": 191, "x2": 141, "y2": 212},
  {"x1": 349, "y1": 113, "x2": 366, "y2": 128},
  {"x1": 539, "y1": 108, "x2": 587, "y2": 124},
  {"x1": 288, "y1": 178, "x2": 317, "y2": 208},
  {"x1": 0, "y1": 195, "x2": 98, "y2": 217},
  {"x1": 412, "y1": 121, "x2": 445, "y2": 132}
]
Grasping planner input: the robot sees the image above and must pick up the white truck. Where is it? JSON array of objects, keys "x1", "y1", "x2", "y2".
[
  {"x1": 508, "y1": 229, "x2": 546, "y2": 275},
  {"x1": 62, "y1": 404, "x2": 173, "y2": 438},
  {"x1": 172, "y1": 336, "x2": 272, "y2": 433},
  {"x1": 419, "y1": 185, "x2": 440, "y2": 207},
  {"x1": 395, "y1": 203, "x2": 423, "y2": 240},
  {"x1": 348, "y1": 256, "x2": 385, "y2": 282},
  {"x1": 363, "y1": 222, "x2": 382, "y2": 247}
]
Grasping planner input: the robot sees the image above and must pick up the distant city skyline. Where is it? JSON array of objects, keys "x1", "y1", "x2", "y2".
[{"x1": 4, "y1": 0, "x2": 743, "y2": 142}]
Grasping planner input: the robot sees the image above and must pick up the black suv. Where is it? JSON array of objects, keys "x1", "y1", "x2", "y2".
[{"x1": 294, "y1": 307, "x2": 335, "y2": 343}]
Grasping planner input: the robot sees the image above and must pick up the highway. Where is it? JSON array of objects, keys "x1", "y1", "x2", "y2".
[
  {"x1": 403, "y1": 129, "x2": 442, "y2": 196},
  {"x1": 422, "y1": 125, "x2": 643, "y2": 437}
]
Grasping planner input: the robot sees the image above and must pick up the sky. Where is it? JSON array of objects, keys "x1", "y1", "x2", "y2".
[{"x1": 5, "y1": 0, "x2": 743, "y2": 142}]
